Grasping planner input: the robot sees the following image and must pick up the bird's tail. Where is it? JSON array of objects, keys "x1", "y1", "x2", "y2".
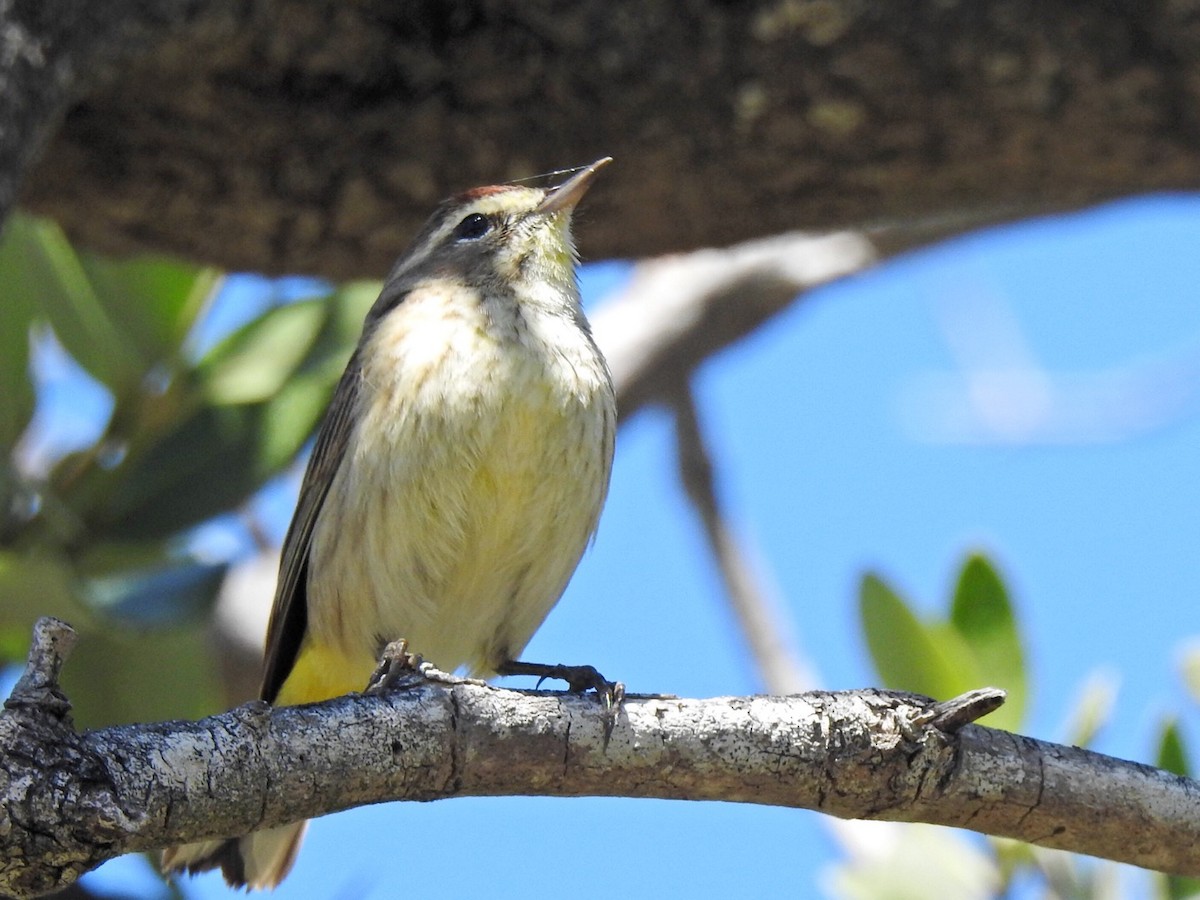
[{"x1": 161, "y1": 820, "x2": 307, "y2": 890}]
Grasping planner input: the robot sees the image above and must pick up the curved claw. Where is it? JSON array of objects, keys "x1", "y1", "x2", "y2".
[
  {"x1": 497, "y1": 659, "x2": 624, "y2": 707},
  {"x1": 366, "y1": 639, "x2": 423, "y2": 694}
]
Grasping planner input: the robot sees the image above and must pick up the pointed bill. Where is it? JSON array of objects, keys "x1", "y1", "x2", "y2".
[{"x1": 536, "y1": 157, "x2": 612, "y2": 215}]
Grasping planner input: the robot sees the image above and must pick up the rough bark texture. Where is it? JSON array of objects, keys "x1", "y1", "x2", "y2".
[
  {"x1": 14, "y1": 0, "x2": 1200, "y2": 280},
  {"x1": 0, "y1": 0, "x2": 241, "y2": 228},
  {"x1": 3, "y1": 621, "x2": 1200, "y2": 898}
]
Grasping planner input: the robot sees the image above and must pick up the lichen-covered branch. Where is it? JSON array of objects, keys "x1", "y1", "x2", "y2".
[{"x1": 3, "y1": 619, "x2": 1199, "y2": 898}]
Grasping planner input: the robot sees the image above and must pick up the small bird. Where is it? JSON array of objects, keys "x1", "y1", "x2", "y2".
[{"x1": 161, "y1": 158, "x2": 617, "y2": 889}]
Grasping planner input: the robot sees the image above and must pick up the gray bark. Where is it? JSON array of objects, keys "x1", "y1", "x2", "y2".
[
  {"x1": 11, "y1": 0, "x2": 1200, "y2": 279},
  {"x1": 3, "y1": 619, "x2": 1199, "y2": 898},
  {"x1": 0, "y1": 0, "x2": 241, "y2": 230}
]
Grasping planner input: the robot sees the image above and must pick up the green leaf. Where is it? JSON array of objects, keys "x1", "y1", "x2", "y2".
[
  {"x1": 60, "y1": 622, "x2": 225, "y2": 727},
  {"x1": 259, "y1": 369, "x2": 336, "y2": 470},
  {"x1": 331, "y1": 280, "x2": 381, "y2": 331},
  {"x1": 0, "y1": 213, "x2": 218, "y2": 400},
  {"x1": 1163, "y1": 873, "x2": 1200, "y2": 900},
  {"x1": 69, "y1": 290, "x2": 357, "y2": 540},
  {"x1": 1156, "y1": 718, "x2": 1191, "y2": 777},
  {"x1": 6, "y1": 214, "x2": 144, "y2": 394},
  {"x1": 860, "y1": 573, "x2": 980, "y2": 702},
  {"x1": 0, "y1": 545, "x2": 227, "y2": 725},
  {"x1": 49, "y1": 281, "x2": 365, "y2": 543},
  {"x1": 0, "y1": 219, "x2": 38, "y2": 447},
  {"x1": 79, "y1": 252, "x2": 221, "y2": 364},
  {"x1": 0, "y1": 550, "x2": 92, "y2": 643},
  {"x1": 289, "y1": 279, "x2": 375, "y2": 377},
  {"x1": 94, "y1": 404, "x2": 273, "y2": 539},
  {"x1": 273, "y1": 280, "x2": 373, "y2": 391},
  {"x1": 200, "y1": 299, "x2": 326, "y2": 404},
  {"x1": 0, "y1": 625, "x2": 32, "y2": 663},
  {"x1": 97, "y1": 376, "x2": 330, "y2": 540},
  {"x1": 950, "y1": 553, "x2": 1027, "y2": 728}
]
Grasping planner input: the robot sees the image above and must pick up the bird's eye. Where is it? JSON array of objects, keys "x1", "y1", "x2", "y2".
[{"x1": 452, "y1": 212, "x2": 491, "y2": 241}]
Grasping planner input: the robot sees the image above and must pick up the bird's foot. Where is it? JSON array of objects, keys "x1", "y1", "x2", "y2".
[
  {"x1": 365, "y1": 639, "x2": 423, "y2": 693},
  {"x1": 497, "y1": 660, "x2": 625, "y2": 709},
  {"x1": 366, "y1": 640, "x2": 487, "y2": 693}
]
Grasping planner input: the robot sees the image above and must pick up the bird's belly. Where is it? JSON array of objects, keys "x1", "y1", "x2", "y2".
[{"x1": 306, "y1": 340, "x2": 610, "y2": 679}]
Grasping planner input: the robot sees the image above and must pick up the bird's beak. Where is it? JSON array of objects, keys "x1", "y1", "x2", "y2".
[{"x1": 536, "y1": 157, "x2": 612, "y2": 215}]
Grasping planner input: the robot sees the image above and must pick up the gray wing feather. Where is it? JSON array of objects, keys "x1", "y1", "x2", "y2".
[{"x1": 259, "y1": 351, "x2": 363, "y2": 701}]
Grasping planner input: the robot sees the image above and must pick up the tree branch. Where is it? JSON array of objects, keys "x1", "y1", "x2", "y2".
[
  {"x1": 594, "y1": 210, "x2": 1046, "y2": 426},
  {"x1": 0, "y1": 0, "x2": 240, "y2": 228},
  {"x1": 16, "y1": 1, "x2": 1200, "y2": 278},
  {"x1": 593, "y1": 229, "x2": 878, "y2": 423},
  {"x1": 3, "y1": 619, "x2": 1199, "y2": 898}
]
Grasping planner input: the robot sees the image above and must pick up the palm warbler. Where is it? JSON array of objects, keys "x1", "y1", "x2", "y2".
[{"x1": 162, "y1": 158, "x2": 616, "y2": 888}]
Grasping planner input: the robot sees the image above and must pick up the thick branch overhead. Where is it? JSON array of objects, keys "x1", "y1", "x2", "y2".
[{"x1": 15, "y1": 0, "x2": 1200, "y2": 278}]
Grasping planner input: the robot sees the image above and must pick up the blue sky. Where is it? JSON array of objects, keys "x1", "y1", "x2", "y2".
[{"x1": 67, "y1": 192, "x2": 1200, "y2": 898}]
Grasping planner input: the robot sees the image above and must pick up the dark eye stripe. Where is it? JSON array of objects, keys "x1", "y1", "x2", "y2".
[{"x1": 452, "y1": 212, "x2": 491, "y2": 241}]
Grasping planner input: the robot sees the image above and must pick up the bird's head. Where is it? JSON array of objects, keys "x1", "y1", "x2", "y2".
[{"x1": 379, "y1": 158, "x2": 611, "y2": 308}]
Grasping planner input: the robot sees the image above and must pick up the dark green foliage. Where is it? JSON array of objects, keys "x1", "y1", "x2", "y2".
[{"x1": 0, "y1": 213, "x2": 373, "y2": 726}]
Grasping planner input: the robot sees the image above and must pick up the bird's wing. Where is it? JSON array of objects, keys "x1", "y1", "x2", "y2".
[{"x1": 259, "y1": 350, "x2": 363, "y2": 702}]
